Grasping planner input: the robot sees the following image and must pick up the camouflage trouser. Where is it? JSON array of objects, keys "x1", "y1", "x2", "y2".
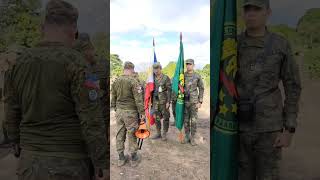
[
  {"x1": 239, "y1": 131, "x2": 282, "y2": 180},
  {"x1": 115, "y1": 109, "x2": 139, "y2": 154},
  {"x1": 17, "y1": 151, "x2": 92, "y2": 180},
  {"x1": 154, "y1": 102, "x2": 170, "y2": 132},
  {"x1": 184, "y1": 103, "x2": 198, "y2": 136},
  {"x1": 171, "y1": 100, "x2": 176, "y2": 123},
  {"x1": 0, "y1": 102, "x2": 8, "y2": 142}
]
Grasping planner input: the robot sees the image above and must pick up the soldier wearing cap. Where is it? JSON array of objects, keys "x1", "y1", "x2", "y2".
[
  {"x1": 111, "y1": 61, "x2": 145, "y2": 167},
  {"x1": 182, "y1": 59, "x2": 204, "y2": 146},
  {"x1": 150, "y1": 62, "x2": 171, "y2": 141},
  {"x1": 236, "y1": 0, "x2": 301, "y2": 179},
  {"x1": 4, "y1": 0, "x2": 108, "y2": 179},
  {"x1": 74, "y1": 33, "x2": 109, "y2": 130}
]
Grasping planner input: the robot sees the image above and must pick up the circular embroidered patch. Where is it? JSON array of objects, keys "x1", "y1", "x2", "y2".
[{"x1": 88, "y1": 89, "x2": 98, "y2": 101}]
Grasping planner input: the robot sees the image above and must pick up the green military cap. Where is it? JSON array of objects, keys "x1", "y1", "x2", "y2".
[
  {"x1": 73, "y1": 33, "x2": 94, "y2": 51},
  {"x1": 45, "y1": 0, "x2": 78, "y2": 24},
  {"x1": 124, "y1": 61, "x2": 135, "y2": 69},
  {"x1": 243, "y1": 0, "x2": 270, "y2": 8},
  {"x1": 185, "y1": 59, "x2": 194, "y2": 65},
  {"x1": 153, "y1": 62, "x2": 162, "y2": 69}
]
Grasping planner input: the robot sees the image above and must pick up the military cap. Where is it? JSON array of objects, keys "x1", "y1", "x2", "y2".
[
  {"x1": 73, "y1": 33, "x2": 94, "y2": 51},
  {"x1": 153, "y1": 62, "x2": 162, "y2": 69},
  {"x1": 124, "y1": 61, "x2": 135, "y2": 69},
  {"x1": 45, "y1": 0, "x2": 78, "y2": 24},
  {"x1": 185, "y1": 59, "x2": 194, "y2": 65},
  {"x1": 243, "y1": 0, "x2": 270, "y2": 8}
]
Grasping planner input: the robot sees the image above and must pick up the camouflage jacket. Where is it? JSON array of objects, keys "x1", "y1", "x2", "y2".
[
  {"x1": 111, "y1": 74, "x2": 144, "y2": 115},
  {"x1": 236, "y1": 31, "x2": 302, "y2": 132},
  {"x1": 153, "y1": 73, "x2": 171, "y2": 105},
  {"x1": 184, "y1": 72, "x2": 204, "y2": 104},
  {"x1": 4, "y1": 41, "x2": 108, "y2": 169}
]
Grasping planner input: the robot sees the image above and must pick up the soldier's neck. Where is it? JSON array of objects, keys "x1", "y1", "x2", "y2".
[
  {"x1": 246, "y1": 26, "x2": 267, "y2": 37},
  {"x1": 42, "y1": 32, "x2": 72, "y2": 47}
]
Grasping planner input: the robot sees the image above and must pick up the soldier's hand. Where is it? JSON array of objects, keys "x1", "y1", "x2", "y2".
[
  {"x1": 166, "y1": 102, "x2": 170, "y2": 109},
  {"x1": 95, "y1": 168, "x2": 109, "y2": 180},
  {"x1": 273, "y1": 130, "x2": 293, "y2": 148},
  {"x1": 196, "y1": 103, "x2": 202, "y2": 109}
]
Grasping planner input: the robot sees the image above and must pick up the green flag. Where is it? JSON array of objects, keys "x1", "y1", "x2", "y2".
[
  {"x1": 211, "y1": 0, "x2": 238, "y2": 179},
  {"x1": 172, "y1": 33, "x2": 185, "y2": 138}
]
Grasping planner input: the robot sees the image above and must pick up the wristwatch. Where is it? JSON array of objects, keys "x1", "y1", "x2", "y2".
[{"x1": 284, "y1": 126, "x2": 296, "y2": 133}]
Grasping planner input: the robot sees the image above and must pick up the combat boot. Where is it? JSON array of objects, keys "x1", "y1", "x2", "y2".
[
  {"x1": 151, "y1": 129, "x2": 161, "y2": 139},
  {"x1": 190, "y1": 136, "x2": 197, "y2": 146},
  {"x1": 130, "y1": 152, "x2": 141, "y2": 167},
  {"x1": 117, "y1": 152, "x2": 128, "y2": 167},
  {"x1": 162, "y1": 132, "x2": 167, "y2": 141}
]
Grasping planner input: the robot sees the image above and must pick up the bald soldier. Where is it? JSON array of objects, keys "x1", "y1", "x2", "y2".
[
  {"x1": 4, "y1": 1, "x2": 108, "y2": 179},
  {"x1": 183, "y1": 59, "x2": 204, "y2": 146},
  {"x1": 111, "y1": 61, "x2": 145, "y2": 167},
  {"x1": 151, "y1": 62, "x2": 171, "y2": 141},
  {"x1": 236, "y1": 0, "x2": 301, "y2": 179}
]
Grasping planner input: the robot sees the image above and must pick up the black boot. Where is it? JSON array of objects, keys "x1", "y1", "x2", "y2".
[
  {"x1": 117, "y1": 152, "x2": 128, "y2": 167},
  {"x1": 130, "y1": 152, "x2": 141, "y2": 167},
  {"x1": 151, "y1": 129, "x2": 161, "y2": 139}
]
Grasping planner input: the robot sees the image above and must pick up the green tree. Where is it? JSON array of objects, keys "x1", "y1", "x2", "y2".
[
  {"x1": 92, "y1": 32, "x2": 109, "y2": 59},
  {"x1": 111, "y1": 54, "x2": 123, "y2": 77},
  {"x1": 0, "y1": 0, "x2": 41, "y2": 52}
]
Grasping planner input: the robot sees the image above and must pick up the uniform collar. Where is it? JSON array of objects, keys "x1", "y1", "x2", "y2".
[
  {"x1": 242, "y1": 27, "x2": 271, "y2": 48},
  {"x1": 155, "y1": 73, "x2": 163, "y2": 80}
]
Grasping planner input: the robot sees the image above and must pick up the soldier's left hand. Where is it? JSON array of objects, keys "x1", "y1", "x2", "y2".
[
  {"x1": 196, "y1": 103, "x2": 201, "y2": 109},
  {"x1": 273, "y1": 130, "x2": 293, "y2": 148},
  {"x1": 166, "y1": 103, "x2": 170, "y2": 109}
]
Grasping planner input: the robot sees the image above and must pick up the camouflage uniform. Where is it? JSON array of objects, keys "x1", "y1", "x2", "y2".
[
  {"x1": 74, "y1": 32, "x2": 110, "y2": 172},
  {"x1": 183, "y1": 59, "x2": 204, "y2": 145},
  {"x1": 171, "y1": 88, "x2": 177, "y2": 126},
  {"x1": 0, "y1": 45, "x2": 24, "y2": 147},
  {"x1": 151, "y1": 62, "x2": 171, "y2": 140},
  {"x1": 237, "y1": 1, "x2": 302, "y2": 179},
  {"x1": 133, "y1": 72, "x2": 145, "y2": 98},
  {"x1": 4, "y1": 1, "x2": 108, "y2": 179},
  {"x1": 111, "y1": 61, "x2": 144, "y2": 166}
]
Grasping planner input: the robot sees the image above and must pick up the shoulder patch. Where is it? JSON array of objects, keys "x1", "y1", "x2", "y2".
[{"x1": 84, "y1": 73, "x2": 100, "y2": 90}]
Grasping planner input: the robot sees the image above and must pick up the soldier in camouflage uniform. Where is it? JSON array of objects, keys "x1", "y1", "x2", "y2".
[
  {"x1": 132, "y1": 71, "x2": 145, "y2": 98},
  {"x1": 73, "y1": 33, "x2": 110, "y2": 174},
  {"x1": 183, "y1": 59, "x2": 204, "y2": 146},
  {"x1": 0, "y1": 45, "x2": 24, "y2": 147},
  {"x1": 150, "y1": 62, "x2": 171, "y2": 141},
  {"x1": 4, "y1": 1, "x2": 108, "y2": 179},
  {"x1": 236, "y1": 0, "x2": 302, "y2": 179},
  {"x1": 170, "y1": 87, "x2": 177, "y2": 126},
  {"x1": 111, "y1": 61, "x2": 145, "y2": 167},
  {"x1": 73, "y1": 32, "x2": 109, "y2": 131}
]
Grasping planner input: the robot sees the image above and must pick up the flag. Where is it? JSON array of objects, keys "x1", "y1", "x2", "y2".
[
  {"x1": 172, "y1": 32, "x2": 185, "y2": 141},
  {"x1": 144, "y1": 38, "x2": 157, "y2": 127},
  {"x1": 211, "y1": 0, "x2": 238, "y2": 179}
]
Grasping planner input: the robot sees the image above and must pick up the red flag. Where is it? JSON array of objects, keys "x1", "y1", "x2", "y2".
[{"x1": 144, "y1": 38, "x2": 157, "y2": 126}]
